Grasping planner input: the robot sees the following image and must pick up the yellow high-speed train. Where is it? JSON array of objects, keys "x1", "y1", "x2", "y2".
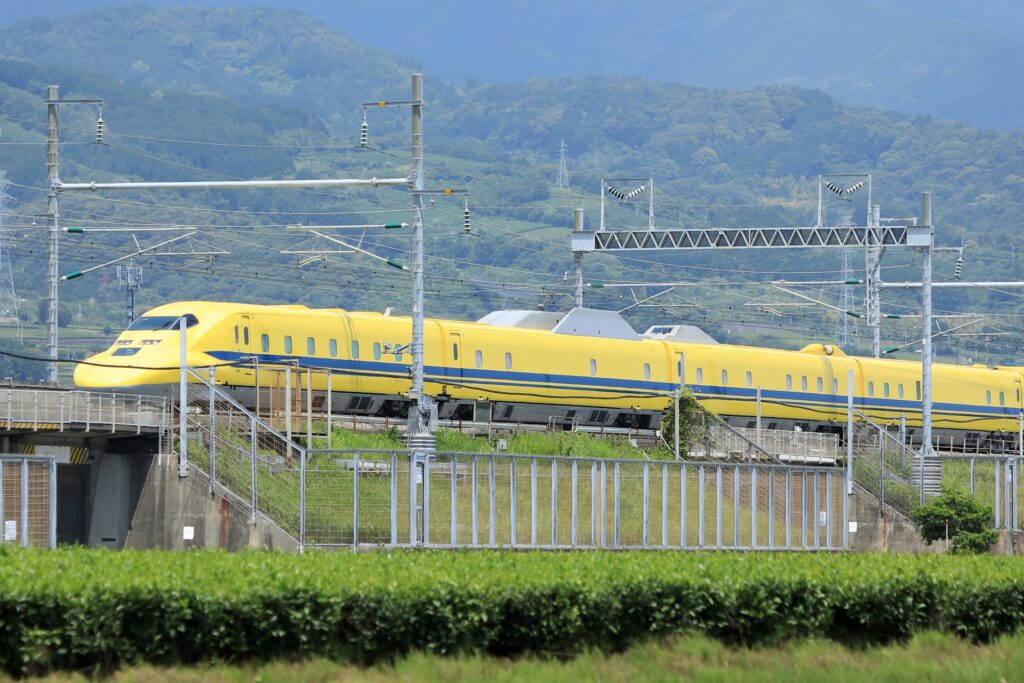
[{"x1": 74, "y1": 300, "x2": 1024, "y2": 449}]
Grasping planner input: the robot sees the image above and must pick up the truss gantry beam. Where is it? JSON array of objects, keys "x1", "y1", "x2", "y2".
[{"x1": 573, "y1": 225, "x2": 909, "y2": 252}]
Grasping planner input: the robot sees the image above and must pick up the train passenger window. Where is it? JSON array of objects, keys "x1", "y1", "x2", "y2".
[
  {"x1": 898, "y1": 384, "x2": 904, "y2": 399},
  {"x1": 721, "y1": 369, "x2": 728, "y2": 385},
  {"x1": 696, "y1": 368, "x2": 704, "y2": 383},
  {"x1": 234, "y1": 326, "x2": 239, "y2": 344},
  {"x1": 883, "y1": 383, "x2": 890, "y2": 397},
  {"x1": 284, "y1": 336, "x2": 293, "y2": 353},
  {"x1": 373, "y1": 342, "x2": 381, "y2": 360},
  {"x1": 816, "y1": 377, "x2": 823, "y2": 392},
  {"x1": 261, "y1": 334, "x2": 269, "y2": 353},
  {"x1": 986, "y1": 390, "x2": 992, "y2": 405},
  {"x1": 340, "y1": 340, "x2": 347, "y2": 358},
  {"x1": 916, "y1": 381, "x2": 921, "y2": 400},
  {"x1": 644, "y1": 363, "x2": 651, "y2": 380},
  {"x1": 745, "y1": 371, "x2": 752, "y2": 387},
  {"x1": 393, "y1": 344, "x2": 403, "y2": 361},
  {"x1": 505, "y1": 352, "x2": 512, "y2": 369},
  {"x1": 475, "y1": 350, "x2": 483, "y2": 368},
  {"x1": 1000, "y1": 391, "x2": 1005, "y2": 406},
  {"x1": 832, "y1": 379, "x2": 839, "y2": 394},
  {"x1": 307, "y1": 337, "x2": 315, "y2": 355},
  {"x1": 590, "y1": 359, "x2": 598, "y2": 376},
  {"x1": 868, "y1": 381, "x2": 874, "y2": 397},
  {"x1": 453, "y1": 344, "x2": 459, "y2": 361},
  {"x1": 786, "y1": 375, "x2": 792, "y2": 390},
  {"x1": 801, "y1": 376, "x2": 808, "y2": 391},
  {"x1": 243, "y1": 327, "x2": 249, "y2": 346}
]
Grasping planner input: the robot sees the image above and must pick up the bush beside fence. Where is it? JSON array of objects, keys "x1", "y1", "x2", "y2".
[{"x1": 1, "y1": 549, "x2": 1022, "y2": 676}]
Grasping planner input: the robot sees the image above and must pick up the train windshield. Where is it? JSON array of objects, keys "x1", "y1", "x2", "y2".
[{"x1": 127, "y1": 314, "x2": 199, "y2": 331}]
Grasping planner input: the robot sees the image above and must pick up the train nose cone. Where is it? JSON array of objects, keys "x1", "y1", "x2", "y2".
[{"x1": 73, "y1": 360, "x2": 151, "y2": 390}]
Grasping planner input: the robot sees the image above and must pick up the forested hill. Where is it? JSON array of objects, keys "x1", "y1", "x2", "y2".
[{"x1": 0, "y1": 5, "x2": 1023, "y2": 369}]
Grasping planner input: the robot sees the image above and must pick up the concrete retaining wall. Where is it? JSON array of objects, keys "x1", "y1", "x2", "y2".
[{"x1": 124, "y1": 454, "x2": 299, "y2": 552}]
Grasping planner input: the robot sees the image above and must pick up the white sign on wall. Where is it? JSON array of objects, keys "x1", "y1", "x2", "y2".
[{"x1": 4, "y1": 520, "x2": 16, "y2": 541}]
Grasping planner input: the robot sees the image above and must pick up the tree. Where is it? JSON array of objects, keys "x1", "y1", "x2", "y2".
[{"x1": 912, "y1": 488, "x2": 998, "y2": 555}]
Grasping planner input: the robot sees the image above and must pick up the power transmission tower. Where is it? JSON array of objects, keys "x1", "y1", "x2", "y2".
[
  {"x1": 555, "y1": 139, "x2": 570, "y2": 189},
  {"x1": 836, "y1": 248, "x2": 857, "y2": 346},
  {"x1": 116, "y1": 262, "x2": 142, "y2": 326},
  {"x1": 0, "y1": 172, "x2": 19, "y2": 335}
]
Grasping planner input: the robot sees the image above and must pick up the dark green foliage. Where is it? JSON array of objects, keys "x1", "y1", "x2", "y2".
[
  {"x1": 913, "y1": 488, "x2": 998, "y2": 555},
  {"x1": 0, "y1": 549, "x2": 1022, "y2": 677},
  {"x1": 660, "y1": 389, "x2": 708, "y2": 454}
]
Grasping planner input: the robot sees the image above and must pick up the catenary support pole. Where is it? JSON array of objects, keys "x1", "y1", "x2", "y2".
[
  {"x1": 178, "y1": 315, "x2": 188, "y2": 478},
  {"x1": 920, "y1": 192, "x2": 933, "y2": 505},
  {"x1": 46, "y1": 86, "x2": 60, "y2": 384},
  {"x1": 574, "y1": 208, "x2": 584, "y2": 307}
]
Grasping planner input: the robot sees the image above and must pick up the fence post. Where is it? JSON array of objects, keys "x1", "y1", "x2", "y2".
[
  {"x1": 390, "y1": 451, "x2": 398, "y2": 545},
  {"x1": 680, "y1": 463, "x2": 687, "y2": 548},
  {"x1": 970, "y1": 459, "x2": 976, "y2": 495},
  {"x1": 488, "y1": 456, "x2": 496, "y2": 547},
  {"x1": 751, "y1": 467, "x2": 758, "y2": 549},
  {"x1": 353, "y1": 451, "x2": 359, "y2": 548},
  {"x1": 613, "y1": 461, "x2": 621, "y2": 547},
  {"x1": 49, "y1": 458, "x2": 57, "y2": 549},
  {"x1": 995, "y1": 460, "x2": 1002, "y2": 530},
  {"x1": 530, "y1": 457, "x2": 537, "y2": 546},
  {"x1": 599, "y1": 461, "x2": 607, "y2": 547},
  {"x1": 59, "y1": 393, "x2": 65, "y2": 432},
  {"x1": 846, "y1": 370, "x2": 854, "y2": 495},
  {"x1": 785, "y1": 469, "x2": 792, "y2": 549},
  {"x1": 733, "y1": 464, "x2": 740, "y2": 548},
  {"x1": 550, "y1": 459, "x2": 558, "y2": 546},
  {"x1": 591, "y1": 460, "x2": 597, "y2": 546},
  {"x1": 19, "y1": 458, "x2": 28, "y2": 547},
  {"x1": 326, "y1": 368, "x2": 332, "y2": 438},
  {"x1": 642, "y1": 461, "x2": 650, "y2": 547},
  {"x1": 814, "y1": 470, "x2": 821, "y2": 549},
  {"x1": 768, "y1": 467, "x2": 775, "y2": 549},
  {"x1": 826, "y1": 471, "x2": 833, "y2": 549},
  {"x1": 661, "y1": 462, "x2": 669, "y2": 548},
  {"x1": 878, "y1": 433, "x2": 885, "y2": 513},
  {"x1": 422, "y1": 452, "x2": 431, "y2": 546},
  {"x1": 409, "y1": 450, "x2": 418, "y2": 546},
  {"x1": 571, "y1": 459, "x2": 578, "y2": 546},
  {"x1": 299, "y1": 447, "x2": 306, "y2": 552},
  {"x1": 209, "y1": 366, "x2": 216, "y2": 497},
  {"x1": 715, "y1": 465, "x2": 723, "y2": 547},
  {"x1": 450, "y1": 454, "x2": 457, "y2": 546},
  {"x1": 698, "y1": 464, "x2": 705, "y2": 547},
  {"x1": 471, "y1": 455, "x2": 479, "y2": 546},
  {"x1": 250, "y1": 416, "x2": 257, "y2": 525},
  {"x1": 509, "y1": 457, "x2": 517, "y2": 546},
  {"x1": 285, "y1": 365, "x2": 292, "y2": 460}
]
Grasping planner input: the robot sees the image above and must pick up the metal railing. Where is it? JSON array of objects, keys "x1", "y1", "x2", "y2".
[
  {"x1": 0, "y1": 456, "x2": 56, "y2": 548},
  {"x1": 177, "y1": 367, "x2": 847, "y2": 551},
  {"x1": 719, "y1": 428, "x2": 840, "y2": 465},
  {"x1": 0, "y1": 387, "x2": 166, "y2": 433}
]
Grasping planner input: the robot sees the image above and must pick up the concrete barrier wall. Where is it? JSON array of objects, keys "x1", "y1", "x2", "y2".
[{"x1": 124, "y1": 454, "x2": 299, "y2": 552}]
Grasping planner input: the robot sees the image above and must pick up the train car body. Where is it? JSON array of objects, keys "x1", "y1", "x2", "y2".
[{"x1": 74, "y1": 301, "x2": 1024, "y2": 448}]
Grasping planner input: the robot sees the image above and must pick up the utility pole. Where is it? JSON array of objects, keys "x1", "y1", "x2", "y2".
[
  {"x1": 573, "y1": 208, "x2": 584, "y2": 307},
  {"x1": 45, "y1": 85, "x2": 102, "y2": 383},
  {"x1": 46, "y1": 86, "x2": 59, "y2": 384},
  {"x1": 406, "y1": 73, "x2": 435, "y2": 455},
  {"x1": 919, "y1": 192, "x2": 934, "y2": 504}
]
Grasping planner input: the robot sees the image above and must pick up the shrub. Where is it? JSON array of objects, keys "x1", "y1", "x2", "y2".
[{"x1": 912, "y1": 488, "x2": 998, "y2": 554}]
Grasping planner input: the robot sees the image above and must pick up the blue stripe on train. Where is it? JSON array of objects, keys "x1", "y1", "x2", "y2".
[{"x1": 205, "y1": 350, "x2": 1018, "y2": 418}]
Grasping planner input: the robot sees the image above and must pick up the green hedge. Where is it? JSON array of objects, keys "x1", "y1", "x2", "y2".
[{"x1": 0, "y1": 549, "x2": 1022, "y2": 676}]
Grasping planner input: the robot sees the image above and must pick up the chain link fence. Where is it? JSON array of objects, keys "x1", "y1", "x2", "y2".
[
  {"x1": 0, "y1": 456, "x2": 56, "y2": 548},
  {"x1": 175, "y1": 368, "x2": 847, "y2": 551}
]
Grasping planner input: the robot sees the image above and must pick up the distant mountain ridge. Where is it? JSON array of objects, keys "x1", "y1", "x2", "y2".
[
  {"x1": 3, "y1": 0, "x2": 1020, "y2": 130},
  {"x1": 0, "y1": 4, "x2": 1023, "y2": 363}
]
